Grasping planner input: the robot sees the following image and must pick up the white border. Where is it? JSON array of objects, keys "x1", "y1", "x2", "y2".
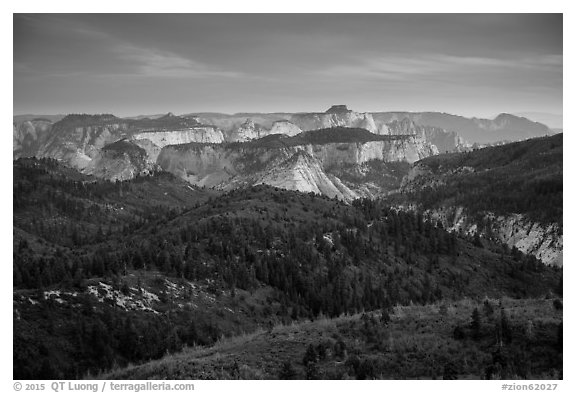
[{"x1": 3, "y1": 3, "x2": 572, "y2": 392}]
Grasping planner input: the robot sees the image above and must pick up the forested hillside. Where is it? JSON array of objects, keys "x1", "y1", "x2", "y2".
[
  {"x1": 399, "y1": 134, "x2": 562, "y2": 225},
  {"x1": 13, "y1": 159, "x2": 561, "y2": 379}
]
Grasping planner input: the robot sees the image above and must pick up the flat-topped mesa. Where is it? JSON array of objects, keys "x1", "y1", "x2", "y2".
[{"x1": 325, "y1": 105, "x2": 353, "y2": 114}]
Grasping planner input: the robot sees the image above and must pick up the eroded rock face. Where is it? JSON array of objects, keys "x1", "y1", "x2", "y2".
[
  {"x1": 13, "y1": 119, "x2": 54, "y2": 158},
  {"x1": 11, "y1": 109, "x2": 462, "y2": 196},
  {"x1": 425, "y1": 207, "x2": 562, "y2": 266},
  {"x1": 254, "y1": 151, "x2": 358, "y2": 201},
  {"x1": 84, "y1": 140, "x2": 158, "y2": 181},
  {"x1": 222, "y1": 106, "x2": 379, "y2": 142},
  {"x1": 132, "y1": 127, "x2": 225, "y2": 146},
  {"x1": 226, "y1": 119, "x2": 268, "y2": 142},
  {"x1": 37, "y1": 118, "x2": 127, "y2": 170},
  {"x1": 290, "y1": 109, "x2": 379, "y2": 134},
  {"x1": 269, "y1": 120, "x2": 303, "y2": 137},
  {"x1": 157, "y1": 145, "x2": 358, "y2": 200},
  {"x1": 13, "y1": 114, "x2": 226, "y2": 178},
  {"x1": 156, "y1": 135, "x2": 438, "y2": 201},
  {"x1": 386, "y1": 119, "x2": 470, "y2": 153}
]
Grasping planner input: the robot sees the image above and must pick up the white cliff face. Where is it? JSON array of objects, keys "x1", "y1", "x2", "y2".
[
  {"x1": 290, "y1": 106, "x2": 379, "y2": 133},
  {"x1": 224, "y1": 118, "x2": 304, "y2": 142},
  {"x1": 13, "y1": 119, "x2": 53, "y2": 157},
  {"x1": 226, "y1": 119, "x2": 268, "y2": 142},
  {"x1": 493, "y1": 214, "x2": 562, "y2": 266},
  {"x1": 269, "y1": 120, "x2": 303, "y2": 136},
  {"x1": 83, "y1": 140, "x2": 157, "y2": 181},
  {"x1": 157, "y1": 145, "x2": 240, "y2": 188},
  {"x1": 254, "y1": 152, "x2": 358, "y2": 200},
  {"x1": 385, "y1": 138, "x2": 439, "y2": 162},
  {"x1": 84, "y1": 151, "x2": 153, "y2": 181},
  {"x1": 295, "y1": 139, "x2": 434, "y2": 168},
  {"x1": 12, "y1": 109, "x2": 446, "y2": 195},
  {"x1": 156, "y1": 133, "x2": 438, "y2": 201},
  {"x1": 424, "y1": 207, "x2": 562, "y2": 266},
  {"x1": 386, "y1": 118, "x2": 469, "y2": 153},
  {"x1": 423, "y1": 127, "x2": 470, "y2": 153},
  {"x1": 132, "y1": 127, "x2": 225, "y2": 147},
  {"x1": 36, "y1": 122, "x2": 127, "y2": 170},
  {"x1": 226, "y1": 119, "x2": 303, "y2": 142},
  {"x1": 298, "y1": 142, "x2": 385, "y2": 168}
]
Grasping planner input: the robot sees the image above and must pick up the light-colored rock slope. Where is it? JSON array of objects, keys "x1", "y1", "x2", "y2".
[
  {"x1": 156, "y1": 134, "x2": 437, "y2": 201},
  {"x1": 423, "y1": 207, "x2": 563, "y2": 267},
  {"x1": 290, "y1": 109, "x2": 379, "y2": 134},
  {"x1": 13, "y1": 119, "x2": 53, "y2": 158},
  {"x1": 254, "y1": 151, "x2": 358, "y2": 200},
  {"x1": 11, "y1": 109, "x2": 465, "y2": 201},
  {"x1": 132, "y1": 127, "x2": 225, "y2": 146}
]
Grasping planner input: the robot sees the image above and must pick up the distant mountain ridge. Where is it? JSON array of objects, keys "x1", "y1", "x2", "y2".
[
  {"x1": 13, "y1": 106, "x2": 552, "y2": 200},
  {"x1": 372, "y1": 112, "x2": 552, "y2": 144},
  {"x1": 513, "y1": 112, "x2": 562, "y2": 129}
]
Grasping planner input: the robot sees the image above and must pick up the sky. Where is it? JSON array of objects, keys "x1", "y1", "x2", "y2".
[{"x1": 13, "y1": 14, "x2": 563, "y2": 118}]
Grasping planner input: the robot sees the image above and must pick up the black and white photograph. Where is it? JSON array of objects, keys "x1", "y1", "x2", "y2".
[{"x1": 10, "y1": 7, "x2": 566, "y2": 386}]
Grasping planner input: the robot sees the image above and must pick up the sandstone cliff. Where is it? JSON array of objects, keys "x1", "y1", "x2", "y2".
[
  {"x1": 156, "y1": 130, "x2": 437, "y2": 201},
  {"x1": 424, "y1": 207, "x2": 562, "y2": 266},
  {"x1": 290, "y1": 105, "x2": 379, "y2": 134}
]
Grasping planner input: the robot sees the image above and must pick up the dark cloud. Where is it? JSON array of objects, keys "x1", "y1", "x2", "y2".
[{"x1": 14, "y1": 14, "x2": 562, "y2": 117}]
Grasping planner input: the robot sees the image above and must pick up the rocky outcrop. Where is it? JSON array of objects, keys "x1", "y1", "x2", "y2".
[
  {"x1": 84, "y1": 139, "x2": 157, "y2": 181},
  {"x1": 224, "y1": 119, "x2": 303, "y2": 142},
  {"x1": 12, "y1": 109, "x2": 469, "y2": 190},
  {"x1": 269, "y1": 120, "x2": 302, "y2": 137},
  {"x1": 156, "y1": 131, "x2": 438, "y2": 201},
  {"x1": 192, "y1": 113, "x2": 292, "y2": 132},
  {"x1": 226, "y1": 119, "x2": 268, "y2": 142},
  {"x1": 13, "y1": 119, "x2": 54, "y2": 158},
  {"x1": 36, "y1": 115, "x2": 128, "y2": 170},
  {"x1": 157, "y1": 144, "x2": 240, "y2": 188},
  {"x1": 132, "y1": 127, "x2": 225, "y2": 146},
  {"x1": 157, "y1": 144, "x2": 358, "y2": 200},
  {"x1": 424, "y1": 207, "x2": 562, "y2": 266},
  {"x1": 386, "y1": 118, "x2": 469, "y2": 153},
  {"x1": 423, "y1": 127, "x2": 469, "y2": 153},
  {"x1": 290, "y1": 106, "x2": 379, "y2": 134},
  {"x1": 13, "y1": 113, "x2": 225, "y2": 179},
  {"x1": 222, "y1": 106, "x2": 378, "y2": 142},
  {"x1": 254, "y1": 151, "x2": 358, "y2": 200}
]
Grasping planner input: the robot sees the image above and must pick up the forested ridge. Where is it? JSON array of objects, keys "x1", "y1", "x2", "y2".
[
  {"x1": 13, "y1": 158, "x2": 562, "y2": 379},
  {"x1": 397, "y1": 134, "x2": 562, "y2": 225}
]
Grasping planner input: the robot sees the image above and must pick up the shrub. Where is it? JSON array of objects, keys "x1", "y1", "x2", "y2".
[
  {"x1": 278, "y1": 361, "x2": 297, "y2": 380},
  {"x1": 303, "y1": 344, "x2": 318, "y2": 365},
  {"x1": 553, "y1": 299, "x2": 563, "y2": 311}
]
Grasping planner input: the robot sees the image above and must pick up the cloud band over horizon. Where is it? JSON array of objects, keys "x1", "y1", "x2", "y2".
[{"x1": 13, "y1": 14, "x2": 562, "y2": 119}]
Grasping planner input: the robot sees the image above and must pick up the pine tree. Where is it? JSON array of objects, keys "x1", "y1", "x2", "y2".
[
  {"x1": 303, "y1": 344, "x2": 318, "y2": 366},
  {"x1": 279, "y1": 361, "x2": 297, "y2": 380},
  {"x1": 471, "y1": 307, "x2": 482, "y2": 339}
]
